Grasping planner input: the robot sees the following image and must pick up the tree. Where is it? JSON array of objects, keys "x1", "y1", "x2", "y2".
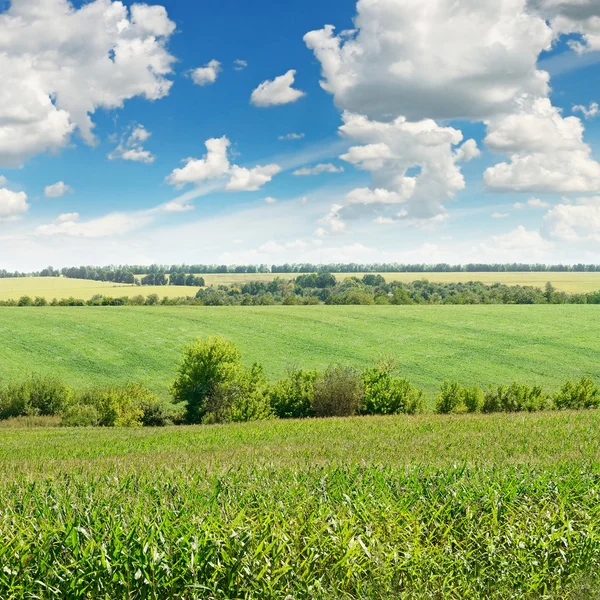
[{"x1": 171, "y1": 337, "x2": 242, "y2": 424}]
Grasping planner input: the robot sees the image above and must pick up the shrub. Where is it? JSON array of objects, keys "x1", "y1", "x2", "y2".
[
  {"x1": 171, "y1": 337, "x2": 243, "y2": 424},
  {"x1": 553, "y1": 376, "x2": 600, "y2": 410},
  {"x1": 362, "y1": 365, "x2": 423, "y2": 415},
  {"x1": 269, "y1": 369, "x2": 317, "y2": 419},
  {"x1": 75, "y1": 385, "x2": 146, "y2": 427},
  {"x1": 0, "y1": 376, "x2": 73, "y2": 419},
  {"x1": 203, "y1": 364, "x2": 272, "y2": 424},
  {"x1": 463, "y1": 385, "x2": 485, "y2": 413},
  {"x1": 436, "y1": 381, "x2": 467, "y2": 414},
  {"x1": 312, "y1": 366, "x2": 364, "y2": 418},
  {"x1": 138, "y1": 393, "x2": 176, "y2": 427},
  {"x1": 483, "y1": 383, "x2": 549, "y2": 413},
  {"x1": 61, "y1": 404, "x2": 100, "y2": 427}
]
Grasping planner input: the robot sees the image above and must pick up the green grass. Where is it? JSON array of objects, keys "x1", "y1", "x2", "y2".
[
  {"x1": 2, "y1": 412, "x2": 600, "y2": 598},
  {"x1": 0, "y1": 305, "x2": 598, "y2": 402}
]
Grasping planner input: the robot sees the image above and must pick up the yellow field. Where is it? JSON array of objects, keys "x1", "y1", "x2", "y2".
[{"x1": 0, "y1": 271, "x2": 599, "y2": 301}]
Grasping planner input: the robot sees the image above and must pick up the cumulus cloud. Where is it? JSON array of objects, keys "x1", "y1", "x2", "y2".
[
  {"x1": 484, "y1": 96, "x2": 600, "y2": 193},
  {"x1": 44, "y1": 181, "x2": 73, "y2": 198},
  {"x1": 0, "y1": 176, "x2": 6, "y2": 187},
  {"x1": 0, "y1": 0, "x2": 176, "y2": 167},
  {"x1": 304, "y1": 0, "x2": 552, "y2": 123},
  {"x1": 250, "y1": 70, "x2": 306, "y2": 107},
  {"x1": 542, "y1": 197, "x2": 600, "y2": 241},
  {"x1": 573, "y1": 102, "x2": 599, "y2": 119},
  {"x1": 233, "y1": 59, "x2": 247, "y2": 71},
  {"x1": 293, "y1": 163, "x2": 344, "y2": 176},
  {"x1": 264, "y1": 197, "x2": 278, "y2": 204},
  {"x1": 226, "y1": 164, "x2": 281, "y2": 191},
  {"x1": 109, "y1": 125, "x2": 155, "y2": 164},
  {"x1": 0, "y1": 188, "x2": 28, "y2": 221},
  {"x1": 167, "y1": 136, "x2": 281, "y2": 192},
  {"x1": 318, "y1": 111, "x2": 468, "y2": 230},
  {"x1": 531, "y1": 0, "x2": 600, "y2": 51},
  {"x1": 483, "y1": 225, "x2": 552, "y2": 256},
  {"x1": 167, "y1": 137, "x2": 231, "y2": 187},
  {"x1": 191, "y1": 60, "x2": 222, "y2": 86}
]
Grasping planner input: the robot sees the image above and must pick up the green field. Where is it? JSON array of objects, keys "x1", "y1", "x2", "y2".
[
  {"x1": 2, "y1": 412, "x2": 600, "y2": 597},
  {"x1": 1, "y1": 305, "x2": 598, "y2": 401},
  {"x1": 2, "y1": 271, "x2": 600, "y2": 302}
]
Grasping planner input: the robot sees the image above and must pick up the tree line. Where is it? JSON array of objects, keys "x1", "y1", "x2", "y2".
[
  {"x1": 4, "y1": 262, "x2": 600, "y2": 281},
  {"x1": 4, "y1": 276, "x2": 600, "y2": 306}
]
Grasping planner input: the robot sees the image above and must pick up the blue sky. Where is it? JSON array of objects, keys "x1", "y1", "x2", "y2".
[{"x1": 1, "y1": 0, "x2": 600, "y2": 270}]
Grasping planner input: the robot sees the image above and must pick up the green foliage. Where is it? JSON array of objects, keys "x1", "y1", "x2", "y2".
[
  {"x1": 463, "y1": 385, "x2": 485, "y2": 413},
  {"x1": 61, "y1": 404, "x2": 100, "y2": 427},
  {"x1": 553, "y1": 376, "x2": 600, "y2": 410},
  {"x1": 312, "y1": 365, "x2": 364, "y2": 417},
  {"x1": 0, "y1": 376, "x2": 73, "y2": 419},
  {"x1": 362, "y1": 364, "x2": 423, "y2": 415},
  {"x1": 436, "y1": 381, "x2": 467, "y2": 414},
  {"x1": 269, "y1": 369, "x2": 317, "y2": 419},
  {"x1": 75, "y1": 385, "x2": 147, "y2": 427},
  {"x1": 203, "y1": 364, "x2": 272, "y2": 424},
  {"x1": 483, "y1": 382, "x2": 549, "y2": 413},
  {"x1": 171, "y1": 337, "x2": 242, "y2": 424}
]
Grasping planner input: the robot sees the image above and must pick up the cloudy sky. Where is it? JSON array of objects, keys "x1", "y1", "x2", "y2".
[{"x1": 1, "y1": 0, "x2": 600, "y2": 270}]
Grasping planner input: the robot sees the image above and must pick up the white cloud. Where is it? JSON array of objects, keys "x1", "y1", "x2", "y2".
[
  {"x1": 320, "y1": 111, "x2": 468, "y2": 229},
  {"x1": 109, "y1": 124, "x2": 155, "y2": 164},
  {"x1": 304, "y1": 0, "x2": 552, "y2": 122},
  {"x1": 191, "y1": 60, "x2": 222, "y2": 86},
  {"x1": 0, "y1": 188, "x2": 28, "y2": 221},
  {"x1": 55, "y1": 212, "x2": 79, "y2": 223},
  {"x1": 264, "y1": 197, "x2": 278, "y2": 204},
  {"x1": 484, "y1": 96, "x2": 600, "y2": 193},
  {"x1": 513, "y1": 197, "x2": 550, "y2": 209},
  {"x1": 531, "y1": 0, "x2": 600, "y2": 51},
  {"x1": 293, "y1": 163, "x2": 344, "y2": 176},
  {"x1": 233, "y1": 59, "x2": 247, "y2": 71},
  {"x1": 161, "y1": 201, "x2": 194, "y2": 213},
  {"x1": 0, "y1": 0, "x2": 176, "y2": 167},
  {"x1": 226, "y1": 164, "x2": 281, "y2": 191},
  {"x1": 573, "y1": 102, "x2": 599, "y2": 119},
  {"x1": 454, "y1": 139, "x2": 481, "y2": 162},
  {"x1": 542, "y1": 197, "x2": 600, "y2": 241},
  {"x1": 250, "y1": 70, "x2": 306, "y2": 107},
  {"x1": 278, "y1": 132, "x2": 305, "y2": 141},
  {"x1": 486, "y1": 225, "x2": 552, "y2": 255},
  {"x1": 167, "y1": 136, "x2": 281, "y2": 192},
  {"x1": 492, "y1": 212, "x2": 510, "y2": 218},
  {"x1": 36, "y1": 211, "x2": 152, "y2": 238},
  {"x1": 166, "y1": 137, "x2": 231, "y2": 187},
  {"x1": 44, "y1": 181, "x2": 73, "y2": 198},
  {"x1": 0, "y1": 176, "x2": 7, "y2": 187}
]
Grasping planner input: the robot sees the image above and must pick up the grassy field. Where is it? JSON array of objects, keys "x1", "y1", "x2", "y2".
[
  {"x1": 2, "y1": 411, "x2": 600, "y2": 598},
  {"x1": 2, "y1": 271, "x2": 600, "y2": 301},
  {"x1": 1, "y1": 305, "x2": 598, "y2": 401}
]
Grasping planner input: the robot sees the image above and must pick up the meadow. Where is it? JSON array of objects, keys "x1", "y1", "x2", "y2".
[
  {"x1": 2, "y1": 271, "x2": 600, "y2": 301},
  {"x1": 0, "y1": 305, "x2": 598, "y2": 402},
  {"x1": 2, "y1": 411, "x2": 600, "y2": 598}
]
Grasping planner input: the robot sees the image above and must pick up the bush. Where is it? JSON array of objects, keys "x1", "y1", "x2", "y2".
[
  {"x1": 483, "y1": 383, "x2": 549, "y2": 413},
  {"x1": 74, "y1": 385, "x2": 147, "y2": 427},
  {"x1": 312, "y1": 366, "x2": 364, "y2": 418},
  {"x1": 362, "y1": 365, "x2": 423, "y2": 415},
  {"x1": 61, "y1": 404, "x2": 100, "y2": 427},
  {"x1": 171, "y1": 337, "x2": 243, "y2": 424},
  {"x1": 436, "y1": 381, "x2": 467, "y2": 414},
  {"x1": 0, "y1": 376, "x2": 73, "y2": 419},
  {"x1": 269, "y1": 369, "x2": 317, "y2": 419},
  {"x1": 203, "y1": 364, "x2": 272, "y2": 424},
  {"x1": 463, "y1": 385, "x2": 485, "y2": 413},
  {"x1": 553, "y1": 376, "x2": 600, "y2": 410}
]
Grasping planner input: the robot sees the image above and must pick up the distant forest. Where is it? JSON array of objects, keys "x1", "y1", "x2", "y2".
[{"x1": 2, "y1": 262, "x2": 600, "y2": 285}]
